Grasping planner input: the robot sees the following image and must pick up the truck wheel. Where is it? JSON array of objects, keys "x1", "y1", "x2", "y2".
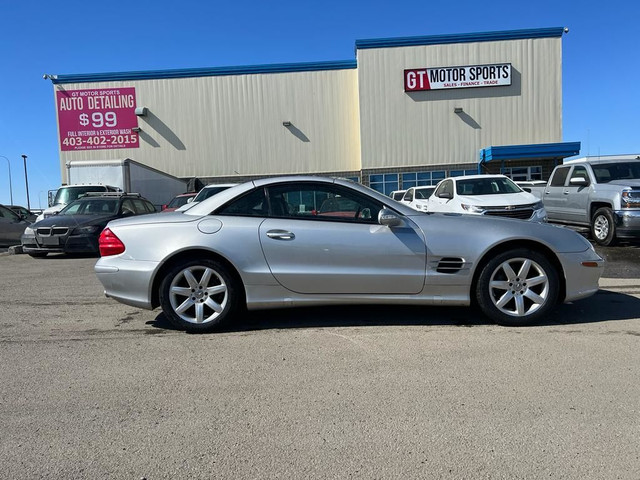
[
  {"x1": 591, "y1": 207, "x2": 617, "y2": 246},
  {"x1": 159, "y1": 258, "x2": 241, "y2": 333},
  {"x1": 475, "y1": 249, "x2": 559, "y2": 326}
]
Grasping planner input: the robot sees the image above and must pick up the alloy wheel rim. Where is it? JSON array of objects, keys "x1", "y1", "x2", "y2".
[
  {"x1": 169, "y1": 266, "x2": 228, "y2": 324},
  {"x1": 594, "y1": 215, "x2": 609, "y2": 240},
  {"x1": 488, "y1": 257, "x2": 549, "y2": 317}
]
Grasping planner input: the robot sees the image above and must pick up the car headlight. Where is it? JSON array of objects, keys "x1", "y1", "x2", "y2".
[
  {"x1": 23, "y1": 226, "x2": 34, "y2": 235},
  {"x1": 72, "y1": 225, "x2": 101, "y2": 235},
  {"x1": 532, "y1": 200, "x2": 544, "y2": 210},
  {"x1": 461, "y1": 204, "x2": 485, "y2": 214},
  {"x1": 418, "y1": 204, "x2": 429, "y2": 212},
  {"x1": 621, "y1": 189, "x2": 640, "y2": 208}
]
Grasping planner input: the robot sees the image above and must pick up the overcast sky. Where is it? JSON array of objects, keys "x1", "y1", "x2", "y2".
[{"x1": 1, "y1": 0, "x2": 638, "y2": 207}]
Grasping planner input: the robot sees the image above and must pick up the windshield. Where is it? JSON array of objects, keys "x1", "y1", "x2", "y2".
[
  {"x1": 456, "y1": 177, "x2": 522, "y2": 195},
  {"x1": 193, "y1": 186, "x2": 233, "y2": 203},
  {"x1": 59, "y1": 198, "x2": 119, "y2": 216},
  {"x1": 591, "y1": 162, "x2": 640, "y2": 183},
  {"x1": 414, "y1": 187, "x2": 435, "y2": 199},
  {"x1": 53, "y1": 186, "x2": 107, "y2": 206}
]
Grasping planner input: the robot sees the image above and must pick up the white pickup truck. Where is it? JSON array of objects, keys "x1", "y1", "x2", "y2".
[{"x1": 523, "y1": 155, "x2": 640, "y2": 245}]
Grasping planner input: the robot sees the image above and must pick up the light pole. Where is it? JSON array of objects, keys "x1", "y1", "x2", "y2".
[
  {"x1": 1, "y1": 155, "x2": 13, "y2": 205},
  {"x1": 22, "y1": 154, "x2": 30, "y2": 211}
]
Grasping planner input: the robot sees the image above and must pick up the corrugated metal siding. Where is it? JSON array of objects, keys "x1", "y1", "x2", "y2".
[
  {"x1": 58, "y1": 69, "x2": 360, "y2": 182},
  {"x1": 357, "y1": 37, "x2": 562, "y2": 170}
]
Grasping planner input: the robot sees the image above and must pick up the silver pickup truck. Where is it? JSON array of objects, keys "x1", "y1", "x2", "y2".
[{"x1": 523, "y1": 156, "x2": 640, "y2": 246}]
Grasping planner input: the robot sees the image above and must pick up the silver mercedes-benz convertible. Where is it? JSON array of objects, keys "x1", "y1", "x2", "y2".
[{"x1": 95, "y1": 176, "x2": 604, "y2": 332}]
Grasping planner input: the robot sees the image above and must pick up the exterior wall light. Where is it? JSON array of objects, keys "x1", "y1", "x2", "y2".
[
  {"x1": 282, "y1": 121, "x2": 292, "y2": 126},
  {"x1": 135, "y1": 107, "x2": 148, "y2": 116},
  {"x1": 454, "y1": 107, "x2": 463, "y2": 113},
  {"x1": 132, "y1": 127, "x2": 142, "y2": 133}
]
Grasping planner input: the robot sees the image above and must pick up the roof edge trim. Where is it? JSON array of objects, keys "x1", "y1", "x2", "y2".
[
  {"x1": 356, "y1": 27, "x2": 565, "y2": 50},
  {"x1": 51, "y1": 60, "x2": 357, "y2": 84},
  {"x1": 479, "y1": 142, "x2": 582, "y2": 163}
]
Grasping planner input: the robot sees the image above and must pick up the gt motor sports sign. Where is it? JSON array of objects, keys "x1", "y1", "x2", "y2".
[
  {"x1": 404, "y1": 63, "x2": 511, "y2": 91},
  {"x1": 57, "y1": 87, "x2": 140, "y2": 151}
]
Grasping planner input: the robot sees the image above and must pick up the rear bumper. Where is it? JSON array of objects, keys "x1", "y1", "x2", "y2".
[{"x1": 95, "y1": 257, "x2": 159, "y2": 309}]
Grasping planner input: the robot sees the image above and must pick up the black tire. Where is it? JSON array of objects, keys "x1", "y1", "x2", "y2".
[
  {"x1": 28, "y1": 252, "x2": 48, "y2": 258},
  {"x1": 475, "y1": 248, "x2": 559, "y2": 326},
  {"x1": 591, "y1": 207, "x2": 617, "y2": 246},
  {"x1": 159, "y1": 258, "x2": 242, "y2": 333}
]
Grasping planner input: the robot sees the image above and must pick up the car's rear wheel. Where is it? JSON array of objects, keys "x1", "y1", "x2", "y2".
[
  {"x1": 475, "y1": 249, "x2": 559, "y2": 326},
  {"x1": 159, "y1": 259, "x2": 241, "y2": 332},
  {"x1": 28, "y1": 252, "x2": 48, "y2": 258},
  {"x1": 591, "y1": 207, "x2": 617, "y2": 246}
]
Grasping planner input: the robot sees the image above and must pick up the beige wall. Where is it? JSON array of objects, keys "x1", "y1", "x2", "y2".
[
  {"x1": 357, "y1": 37, "x2": 562, "y2": 170},
  {"x1": 57, "y1": 68, "x2": 361, "y2": 183}
]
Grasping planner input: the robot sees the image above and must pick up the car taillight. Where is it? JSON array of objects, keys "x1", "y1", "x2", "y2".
[{"x1": 99, "y1": 228, "x2": 125, "y2": 256}]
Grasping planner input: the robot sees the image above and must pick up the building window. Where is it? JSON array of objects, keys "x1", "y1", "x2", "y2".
[
  {"x1": 501, "y1": 166, "x2": 542, "y2": 181},
  {"x1": 402, "y1": 170, "x2": 446, "y2": 189},
  {"x1": 449, "y1": 169, "x2": 478, "y2": 177},
  {"x1": 369, "y1": 174, "x2": 398, "y2": 195}
]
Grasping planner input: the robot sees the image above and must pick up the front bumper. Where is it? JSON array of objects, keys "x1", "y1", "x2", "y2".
[
  {"x1": 21, "y1": 232, "x2": 99, "y2": 254},
  {"x1": 614, "y1": 209, "x2": 640, "y2": 239},
  {"x1": 557, "y1": 248, "x2": 605, "y2": 302}
]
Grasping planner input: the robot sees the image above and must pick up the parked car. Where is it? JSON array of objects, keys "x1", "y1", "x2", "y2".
[
  {"x1": 522, "y1": 156, "x2": 640, "y2": 246},
  {"x1": 21, "y1": 193, "x2": 156, "y2": 257},
  {"x1": 427, "y1": 174, "x2": 546, "y2": 221},
  {"x1": 94, "y1": 176, "x2": 603, "y2": 333},
  {"x1": 0, "y1": 204, "x2": 31, "y2": 247},
  {"x1": 36, "y1": 184, "x2": 122, "y2": 222},
  {"x1": 400, "y1": 186, "x2": 436, "y2": 212},
  {"x1": 161, "y1": 193, "x2": 197, "y2": 212},
  {"x1": 177, "y1": 183, "x2": 238, "y2": 211},
  {"x1": 7, "y1": 205, "x2": 38, "y2": 222},
  {"x1": 389, "y1": 190, "x2": 407, "y2": 201}
]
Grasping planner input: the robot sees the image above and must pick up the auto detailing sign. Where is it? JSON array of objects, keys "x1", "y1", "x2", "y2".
[
  {"x1": 404, "y1": 63, "x2": 511, "y2": 91},
  {"x1": 57, "y1": 87, "x2": 140, "y2": 151}
]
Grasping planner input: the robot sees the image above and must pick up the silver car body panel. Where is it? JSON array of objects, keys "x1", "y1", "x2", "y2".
[{"x1": 95, "y1": 176, "x2": 603, "y2": 312}]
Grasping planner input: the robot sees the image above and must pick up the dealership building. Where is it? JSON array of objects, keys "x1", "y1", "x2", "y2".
[{"x1": 48, "y1": 26, "x2": 581, "y2": 195}]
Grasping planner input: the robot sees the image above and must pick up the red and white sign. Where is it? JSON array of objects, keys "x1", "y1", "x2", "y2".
[
  {"x1": 57, "y1": 87, "x2": 140, "y2": 151},
  {"x1": 404, "y1": 63, "x2": 511, "y2": 92}
]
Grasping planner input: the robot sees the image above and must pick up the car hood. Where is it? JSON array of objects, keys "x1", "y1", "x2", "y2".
[
  {"x1": 457, "y1": 191, "x2": 539, "y2": 206},
  {"x1": 607, "y1": 179, "x2": 640, "y2": 188},
  {"x1": 33, "y1": 214, "x2": 115, "y2": 229}
]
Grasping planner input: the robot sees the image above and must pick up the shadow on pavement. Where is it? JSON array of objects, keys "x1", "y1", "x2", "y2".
[{"x1": 147, "y1": 289, "x2": 640, "y2": 334}]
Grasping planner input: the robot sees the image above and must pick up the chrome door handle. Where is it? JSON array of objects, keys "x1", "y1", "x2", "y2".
[{"x1": 266, "y1": 230, "x2": 295, "y2": 240}]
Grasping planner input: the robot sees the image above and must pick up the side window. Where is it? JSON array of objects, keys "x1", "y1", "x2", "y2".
[
  {"x1": 216, "y1": 188, "x2": 267, "y2": 216},
  {"x1": 570, "y1": 166, "x2": 590, "y2": 184},
  {"x1": 404, "y1": 189, "x2": 414, "y2": 201},
  {"x1": 145, "y1": 201, "x2": 157, "y2": 213},
  {"x1": 132, "y1": 199, "x2": 149, "y2": 214},
  {"x1": 550, "y1": 167, "x2": 570, "y2": 187},
  {"x1": 434, "y1": 180, "x2": 453, "y2": 197},
  {"x1": 267, "y1": 183, "x2": 382, "y2": 224},
  {"x1": 121, "y1": 199, "x2": 136, "y2": 215}
]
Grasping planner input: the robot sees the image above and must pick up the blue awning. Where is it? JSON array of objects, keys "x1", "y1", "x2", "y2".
[{"x1": 479, "y1": 142, "x2": 581, "y2": 165}]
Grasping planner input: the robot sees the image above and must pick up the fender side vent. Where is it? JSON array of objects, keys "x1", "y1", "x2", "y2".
[{"x1": 437, "y1": 257, "x2": 465, "y2": 274}]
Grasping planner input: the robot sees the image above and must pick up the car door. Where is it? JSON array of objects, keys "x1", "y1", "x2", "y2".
[
  {"x1": 258, "y1": 182, "x2": 427, "y2": 295},
  {"x1": 543, "y1": 166, "x2": 571, "y2": 221},
  {"x1": 563, "y1": 165, "x2": 592, "y2": 225},
  {"x1": 0, "y1": 206, "x2": 28, "y2": 246}
]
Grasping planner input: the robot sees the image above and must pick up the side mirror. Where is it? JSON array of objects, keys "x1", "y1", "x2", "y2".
[
  {"x1": 378, "y1": 208, "x2": 403, "y2": 227},
  {"x1": 570, "y1": 177, "x2": 589, "y2": 186},
  {"x1": 438, "y1": 191, "x2": 453, "y2": 199},
  {"x1": 187, "y1": 197, "x2": 194, "y2": 203}
]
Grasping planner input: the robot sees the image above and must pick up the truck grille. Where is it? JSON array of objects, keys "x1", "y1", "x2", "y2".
[
  {"x1": 36, "y1": 227, "x2": 69, "y2": 236},
  {"x1": 482, "y1": 204, "x2": 536, "y2": 220}
]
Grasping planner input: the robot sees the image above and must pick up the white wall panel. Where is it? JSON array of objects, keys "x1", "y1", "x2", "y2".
[
  {"x1": 357, "y1": 37, "x2": 562, "y2": 169},
  {"x1": 58, "y1": 69, "x2": 360, "y2": 183}
]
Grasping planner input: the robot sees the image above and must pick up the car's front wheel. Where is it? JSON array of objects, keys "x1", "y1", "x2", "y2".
[
  {"x1": 28, "y1": 251, "x2": 48, "y2": 258},
  {"x1": 159, "y1": 258, "x2": 241, "y2": 332},
  {"x1": 591, "y1": 207, "x2": 617, "y2": 246},
  {"x1": 475, "y1": 249, "x2": 559, "y2": 326}
]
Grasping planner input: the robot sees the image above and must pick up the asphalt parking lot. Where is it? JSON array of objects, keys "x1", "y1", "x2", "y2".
[{"x1": 1, "y1": 246, "x2": 639, "y2": 479}]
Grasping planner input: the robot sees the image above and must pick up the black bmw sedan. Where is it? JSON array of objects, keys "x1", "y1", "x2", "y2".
[{"x1": 21, "y1": 193, "x2": 155, "y2": 257}]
